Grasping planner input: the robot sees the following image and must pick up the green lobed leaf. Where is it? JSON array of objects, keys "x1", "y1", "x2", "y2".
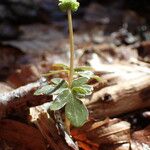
[
  {"x1": 51, "y1": 78, "x2": 68, "y2": 94},
  {"x1": 65, "y1": 99, "x2": 89, "y2": 127},
  {"x1": 74, "y1": 66, "x2": 93, "y2": 72},
  {"x1": 72, "y1": 85, "x2": 93, "y2": 97},
  {"x1": 53, "y1": 86, "x2": 68, "y2": 95},
  {"x1": 92, "y1": 75, "x2": 103, "y2": 82},
  {"x1": 77, "y1": 71, "x2": 94, "y2": 79},
  {"x1": 72, "y1": 87, "x2": 87, "y2": 95},
  {"x1": 51, "y1": 78, "x2": 64, "y2": 85},
  {"x1": 51, "y1": 78, "x2": 68, "y2": 88},
  {"x1": 34, "y1": 79, "x2": 66, "y2": 96},
  {"x1": 52, "y1": 64, "x2": 69, "y2": 70},
  {"x1": 81, "y1": 85, "x2": 93, "y2": 95},
  {"x1": 34, "y1": 85, "x2": 54, "y2": 95},
  {"x1": 49, "y1": 89, "x2": 71, "y2": 110},
  {"x1": 72, "y1": 77, "x2": 89, "y2": 87},
  {"x1": 43, "y1": 70, "x2": 68, "y2": 76}
]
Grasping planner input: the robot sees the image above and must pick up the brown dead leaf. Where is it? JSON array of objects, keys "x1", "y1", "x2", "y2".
[
  {"x1": 0, "y1": 45, "x2": 24, "y2": 79},
  {"x1": 132, "y1": 125, "x2": 150, "y2": 145},
  {"x1": 71, "y1": 129, "x2": 99, "y2": 150},
  {"x1": 0, "y1": 119, "x2": 46, "y2": 150},
  {"x1": 7, "y1": 64, "x2": 40, "y2": 88}
]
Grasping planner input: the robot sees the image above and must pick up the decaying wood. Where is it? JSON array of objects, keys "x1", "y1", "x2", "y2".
[
  {"x1": 102, "y1": 143, "x2": 131, "y2": 150},
  {"x1": 0, "y1": 63, "x2": 149, "y2": 122},
  {"x1": 85, "y1": 74, "x2": 150, "y2": 118},
  {"x1": 132, "y1": 125, "x2": 150, "y2": 146},
  {"x1": 130, "y1": 141, "x2": 148, "y2": 150},
  {"x1": 0, "y1": 78, "x2": 52, "y2": 119},
  {"x1": 72, "y1": 119, "x2": 131, "y2": 150},
  {"x1": 30, "y1": 107, "x2": 73, "y2": 150},
  {"x1": 0, "y1": 82, "x2": 13, "y2": 93},
  {"x1": 130, "y1": 125, "x2": 150, "y2": 150},
  {"x1": 0, "y1": 119, "x2": 46, "y2": 150},
  {"x1": 87, "y1": 119, "x2": 131, "y2": 145},
  {"x1": 72, "y1": 118, "x2": 150, "y2": 150}
]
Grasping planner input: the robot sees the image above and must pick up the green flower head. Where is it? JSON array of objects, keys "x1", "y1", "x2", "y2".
[{"x1": 58, "y1": 0, "x2": 80, "y2": 12}]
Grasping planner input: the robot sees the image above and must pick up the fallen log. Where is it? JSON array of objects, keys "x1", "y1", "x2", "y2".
[
  {"x1": 0, "y1": 78, "x2": 52, "y2": 119},
  {"x1": 85, "y1": 74, "x2": 150, "y2": 118},
  {"x1": 0, "y1": 63, "x2": 150, "y2": 121}
]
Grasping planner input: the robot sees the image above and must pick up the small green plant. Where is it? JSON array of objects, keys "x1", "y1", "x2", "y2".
[{"x1": 34, "y1": 0, "x2": 101, "y2": 130}]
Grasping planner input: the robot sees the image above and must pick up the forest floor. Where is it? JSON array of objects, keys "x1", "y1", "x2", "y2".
[{"x1": 0, "y1": 1, "x2": 150, "y2": 150}]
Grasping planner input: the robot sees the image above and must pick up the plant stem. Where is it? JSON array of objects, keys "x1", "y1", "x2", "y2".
[
  {"x1": 67, "y1": 9, "x2": 74, "y2": 88},
  {"x1": 66, "y1": 9, "x2": 74, "y2": 133},
  {"x1": 65, "y1": 117, "x2": 71, "y2": 134}
]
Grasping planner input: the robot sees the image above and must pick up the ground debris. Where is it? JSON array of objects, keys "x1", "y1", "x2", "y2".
[
  {"x1": 0, "y1": 1, "x2": 149, "y2": 149},
  {"x1": 0, "y1": 119, "x2": 47, "y2": 150}
]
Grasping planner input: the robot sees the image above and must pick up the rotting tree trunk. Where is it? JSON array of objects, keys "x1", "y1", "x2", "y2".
[
  {"x1": 0, "y1": 64, "x2": 150, "y2": 121},
  {"x1": 0, "y1": 78, "x2": 52, "y2": 119},
  {"x1": 84, "y1": 74, "x2": 150, "y2": 118}
]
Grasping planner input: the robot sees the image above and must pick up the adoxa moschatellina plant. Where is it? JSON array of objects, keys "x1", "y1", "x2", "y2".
[{"x1": 34, "y1": 0, "x2": 101, "y2": 131}]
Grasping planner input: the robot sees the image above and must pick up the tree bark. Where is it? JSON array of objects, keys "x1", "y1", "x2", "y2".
[
  {"x1": 0, "y1": 78, "x2": 52, "y2": 119},
  {"x1": 85, "y1": 74, "x2": 150, "y2": 118}
]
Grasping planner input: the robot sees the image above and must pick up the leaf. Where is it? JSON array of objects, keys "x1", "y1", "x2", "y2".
[
  {"x1": 49, "y1": 89, "x2": 71, "y2": 110},
  {"x1": 65, "y1": 99, "x2": 89, "y2": 127},
  {"x1": 72, "y1": 77, "x2": 89, "y2": 87},
  {"x1": 71, "y1": 130, "x2": 99, "y2": 150},
  {"x1": 43, "y1": 70, "x2": 68, "y2": 76},
  {"x1": 54, "y1": 87, "x2": 68, "y2": 95},
  {"x1": 74, "y1": 66, "x2": 93, "y2": 72},
  {"x1": 34, "y1": 80, "x2": 66, "y2": 96},
  {"x1": 72, "y1": 85, "x2": 93, "y2": 97},
  {"x1": 81, "y1": 85, "x2": 93, "y2": 95},
  {"x1": 51, "y1": 78, "x2": 68, "y2": 87},
  {"x1": 52, "y1": 64, "x2": 69, "y2": 70},
  {"x1": 52, "y1": 80, "x2": 67, "y2": 93},
  {"x1": 51, "y1": 78, "x2": 64, "y2": 85},
  {"x1": 52, "y1": 78, "x2": 68, "y2": 94},
  {"x1": 92, "y1": 75, "x2": 103, "y2": 82},
  {"x1": 34, "y1": 85, "x2": 54, "y2": 95},
  {"x1": 77, "y1": 71, "x2": 93, "y2": 79},
  {"x1": 72, "y1": 87, "x2": 87, "y2": 96}
]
